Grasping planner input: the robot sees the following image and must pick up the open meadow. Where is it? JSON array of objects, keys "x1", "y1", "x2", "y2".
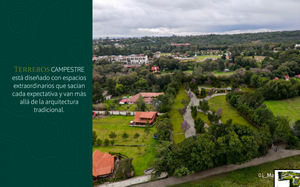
[
  {"x1": 170, "y1": 86, "x2": 189, "y2": 144},
  {"x1": 93, "y1": 116, "x2": 158, "y2": 145},
  {"x1": 264, "y1": 96, "x2": 300, "y2": 123},
  {"x1": 208, "y1": 95, "x2": 258, "y2": 131}
]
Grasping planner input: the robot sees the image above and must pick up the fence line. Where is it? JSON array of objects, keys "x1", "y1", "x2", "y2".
[{"x1": 93, "y1": 111, "x2": 164, "y2": 116}]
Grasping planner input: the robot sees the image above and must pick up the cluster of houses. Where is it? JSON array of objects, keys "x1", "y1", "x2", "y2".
[{"x1": 274, "y1": 75, "x2": 300, "y2": 81}]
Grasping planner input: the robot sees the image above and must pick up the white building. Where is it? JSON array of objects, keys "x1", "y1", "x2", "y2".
[{"x1": 122, "y1": 54, "x2": 148, "y2": 66}]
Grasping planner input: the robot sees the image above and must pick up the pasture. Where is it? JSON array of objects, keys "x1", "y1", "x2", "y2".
[
  {"x1": 93, "y1": 116, "x2": 158, "y2": 145},
  {"x1": 264, "y1": 96, "x2": 300, "y2": 123}
]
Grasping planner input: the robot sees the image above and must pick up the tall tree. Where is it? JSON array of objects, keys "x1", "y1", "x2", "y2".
[
  {"x1": 136, "y1": 94, "x2": 146, "y2": 111},
  {"x1": 228, "y1": 44, "x2": 240, "y2": 63},
  {"x1": 92, "y1": 82, "x2": 103, "y2": 103}
]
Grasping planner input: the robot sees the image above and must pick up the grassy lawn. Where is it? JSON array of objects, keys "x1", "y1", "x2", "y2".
[
  {"x1": 93, "y1": 116, "x2": 158, "y2": 145},
  {"x1": 264, "y1": 96, "x2": 300, "y2": 123},
  {"x1": 196, "y1": 112, "x2": 213, "y2": 126},
  {"x1": 183, "y1": 70, "x2": 193, "y2": 74},
  {"x1": 208, "y1": 95, "x2": 258, "y2": 131},
  {"x1": 170, "y1": 86, "x2": 189, "y2": 144},
  {"x1": 196, "y1": 55, "x2": 220, "y2": 60},
  {"x1": 212, "y1": 71, "x2": 234, "y2": 77},
  {"x1": 172, "y1": 155, "x2": 300, "y2": 187},
  {"x1": 93, "y1": 146, "x2": 155, "y2": 177},
  {"x1": 160, "y1": 53, "x2": 171, "y2": 56},
  {"x1": 244, "y1": 55, "x2": 267, "y2": 60}
]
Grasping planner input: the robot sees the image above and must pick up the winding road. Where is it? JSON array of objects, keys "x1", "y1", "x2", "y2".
[{"x1": 184, "y1": 89, "x2": 227, "y2": 138}]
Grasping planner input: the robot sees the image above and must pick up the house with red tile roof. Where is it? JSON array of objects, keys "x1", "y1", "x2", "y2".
[
  {"x1": 119, "y1": 99, "x2": 128, "y2": 104},
  {"x1": 93, "y1": 150, "x2": 115, "y2": 178},
  {"x1": 295, "y1": 75, "x2": 300, "y2": 79},
  {"x1": 133, "y1": 112, "x2": 158, "y2": 125},
  {"x1": 274, "y1": 77, "x2": 279, "y2": 80},
  {"x1": 128, "y1": 92, "x2": 164, "y2": 105},
  {"x1": 285, "y1": 75, "x2": 290, "y2": 81}
]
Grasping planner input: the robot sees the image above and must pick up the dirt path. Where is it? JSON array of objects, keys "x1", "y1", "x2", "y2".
[{"x1": 133, "y1": 149, "x2": 300, "y2": 187}]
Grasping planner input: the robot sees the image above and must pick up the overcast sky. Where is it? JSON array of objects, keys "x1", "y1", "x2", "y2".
[{"x1": 93, "y1": 0, "x2": 300, "y2": 39}]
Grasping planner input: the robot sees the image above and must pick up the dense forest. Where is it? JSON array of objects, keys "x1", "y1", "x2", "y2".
[{"x1": 93, "y1": 30, "x2": 300, "y2": 56}]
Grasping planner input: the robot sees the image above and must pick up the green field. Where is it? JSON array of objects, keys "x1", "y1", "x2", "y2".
[
  {"x1": 264, "y1": 96, "x2": 300, "y2": 123},
  {"x1": 208, "y1": 95, "x2": 258, "y2": 131},
  {"x1": 196, "y1": 55, "x2": 220, "y2": 60},
  {"x1": 212, "y1": 71, "x2": 234, "y2": 77},
  {"x1": 172, "y1": 155, "x2": 300, "y2": 187},
  {"x1": 93, "y1": 146, "x2": 155, "y2": 177},
  {"x1": 102, "y1": 100, "x2": 155, "y2": 111},
  {"x1": 159, "y1": 53, "x2": 171, "y2": 56},
  {"x1": 183, "y1": 70, "x2": 193, "y2": 74},
  {"x1": 93, "y1": 116, "x2": 158, "y2": 145},
  {"x1": 170, "y1": 86, "x2": 189, "y2": 144}
]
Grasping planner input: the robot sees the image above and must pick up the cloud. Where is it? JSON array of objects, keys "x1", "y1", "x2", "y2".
[{"x1": 93, "y1": 0, "x2": 300, "y2": 38}]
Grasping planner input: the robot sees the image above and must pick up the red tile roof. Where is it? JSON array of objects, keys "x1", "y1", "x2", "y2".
[
  {"x1": 285, "y1": 75, "x2": 290, "y2": 79},
  {"x1": 151, "y1": 66, "x2": 159, "y2": 70},
  {"x1": 93, "y1": 150, "x2": 115, "y2": 177},
  {"x1": 119, "y1": 99, "x2": 128, "y2": 103},
  {"x1": 133, "y1": 112, "x2": 157, "y2": 124},
  {"x1": 274, "y1": 77, "x2": 279, "y2": 80}
]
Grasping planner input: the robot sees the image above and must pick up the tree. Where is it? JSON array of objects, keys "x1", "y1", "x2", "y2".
[
  {"x1": 191, "y1": 106, "x2": 198, "y2": 119},
  {"x1": 228, "y1": 44, "x2": 240, "y2": 63},
  {"x1": 134, "y1": 133, "x2": 140, "y2": 142},
  {"x1": 93, "y1": 131, "x2": 97, "y2": 145},
  {"x1": 106, "y1": 78, "x2": 116, "y2": 95},
  {"x1": 188, "y1": 91, "x2": 193, "y2": 99},
  {"x1": 274, "y1": 116, "x2": 290, "y2": 141},
  {"x1": 111, "y1": 140, "x2": 115, "y2": 146},
  {"x1": 205, "y1": 78, "x2": 211, "y2": 85},
  {"x1": 194, "y1": 117, "x2": 205, "y2": 134},
  {"x1": 114, "y1": 158, "x2": 134, "y2": 180},
  {"x1": 96, "y1": 139, "x2": 102, "y2": 145},
  {"x1": 145, "y1": 120, "x2": 150, "y2": 135},
  {"x1": 92, "y1": 82, "x2": 103, "y2": 103},
  {"x1": 122, "y1": 132, "x2": 129, "y2": 141},
  {"x1": 181, "y1": 120, "x2": 190, "y2": 131},
  {"x1": 178, "y1": 105, "x2": 187, "y2": 116},
  {"x1": 217, "y1": 108, "x2": 222, "y2": 116},
  {"x1": 200, "y1": 88, "x2": 207, "y2": 97},
  {"x1": 151, "y1": 98, "x2": 162, "y2": 111},
  {"x1": 136, "y1": 94, "x2": 146, "y2": 111},
  {"x1": 208, "y1": 111, "x2": 221, "y2": 124},
  {"x1": 218, "y1": 60, "x2": 225, "y2": 71},
  {"x1": 292, "y1": 120, "x2": 300, "y2": 138},
  {"x1": 181, "y1": 99, "x2": 189, "y2": 104},
  {"x1": 104, "y1": 138, "x2": 110, "y2": 146},
  {"x1": 109, "y1": 131, "x2": 117, "y2": 141},
  {"x1": 199, "y1": 99, "x2": 210, "y2": 113},
  {"x1": 144, "y1": 50, "x2": 154, "y2": 58},
  {"x1": 207, "y1": 89, "x2": 214, "y2": 97}
]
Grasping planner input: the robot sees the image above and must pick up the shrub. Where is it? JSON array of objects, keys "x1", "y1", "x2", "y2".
[
  {"x1": 104, "y1": 138, "x2": 110, "y2": 146},
  {"x1": 174, "y1": 166, "x2": 191, "y2": 177},
  {"x1": 95, "y1": 104, "x2": 106, "y2": 110},
  {"x1": 96, "y1": 139, "x2": 102, "y2": 145}
]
